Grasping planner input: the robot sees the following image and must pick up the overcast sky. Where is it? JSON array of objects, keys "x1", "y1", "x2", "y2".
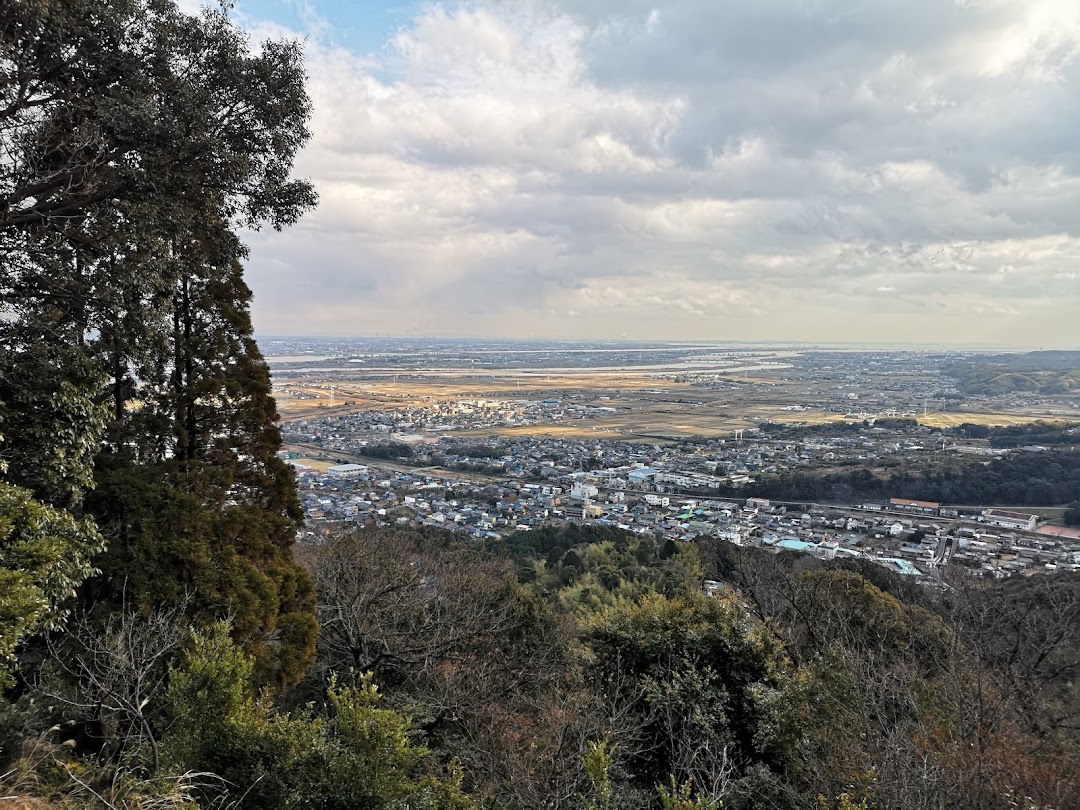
[{"x1": 193, "y1": 0, "x2": 1080, "y2": 347}]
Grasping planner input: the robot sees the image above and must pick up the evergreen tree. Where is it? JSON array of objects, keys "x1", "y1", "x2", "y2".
[
  {"x1": 1, "y1": 0, "x2": 318, "y2": 686},
  {"x1": 89, "y1": 226, "x2": 316, "y2": 685},
  {"x1": 584, "y1": 591, "x2": 802, "y2": 806}
]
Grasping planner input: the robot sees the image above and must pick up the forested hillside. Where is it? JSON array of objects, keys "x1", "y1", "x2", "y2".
[
  {"x1": 723, "y1": 448, "x2": 1080, "y2": 506},
  {"x1": 944, "y1": 352, "x2": 1080, "y2": 395},
  {"x1": 2, "y1": 2, "x2": 1079, "y2": 809},
  {"x1": 721, "y1": 422, "x2": 1080, "y2": 507}
]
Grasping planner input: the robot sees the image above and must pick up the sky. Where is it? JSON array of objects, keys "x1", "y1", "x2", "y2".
[{"x1": 183, "y1": 0, "x2": 1080, "y2": 347}]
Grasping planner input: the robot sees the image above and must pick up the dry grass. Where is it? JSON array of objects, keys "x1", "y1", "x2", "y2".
[
  {"x1": 463, "y1": 408, "x2": 843, "y2": 441},
  {"x1": 918, "y1": 412, "x2": 1045, "y2": 428},
  {"x1": 276, "y1": 370, "x2": 860, "y2": 440},
  {"x1": 456, "y1": 425, "x2": 629, "y2": 440},
  {"x1": 768, "y1": 413, "x2": 847, "y2": 425},
  {"x1": 289, "y1": 457, "x2": 334, "y2": 472},
  {"x1": 273, "y1": 367, "x2": 1058, "y2": 441},
  {"x1": 276, "y1": 372, "x2": 679, "y2": 404}
]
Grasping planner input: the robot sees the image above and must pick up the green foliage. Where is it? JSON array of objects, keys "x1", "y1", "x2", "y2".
[
  {"x1": 360, "y1": 441, "x2": 416, "y2": 459},
  {"x1": 1065, "y1": 501, "x2": 1080, "y2": 527},
  {"x1": 497, "y1": 523, "x2": 633, "y2": 560},
  {"x1": 165, "y1": 622, "x2": 475, "y2": 809},
  {"x1": 726, "y1": 449, "x2": 1080, "y2": 507},
  {"x1": 0, "y1": 342, "x2": 108, "y2": 512},
  {"x1": 89, "y1": 458, "x2": 316, "y2": 687},
  {"x1": 321, "y1": 675, "x2": 474, "y2": 810},
  {"x1": 0, "y1": 483, "x2": 104, "y2": 688},
  {"x1": 0, "y1": 0, "x2": 319, "y2": 691},
  {"x1": 788, "y1": 569, "x2": 953, "y2": 671},
  {"x1": 1, "y1": 521, "x2": 1064, "y2": 810},
  {"x1": 497, "y1": 524, "x2": 706, "y2": 618},
  {"x1": 165, "y1": 621, "x2": 256, "y2": 758},
  {"x1": 658, "y1": 777, "x2": 722, "y2": 810},
  {"x1": 982, "y1": 420, "x2": 1080, "y2": 448},
  {"x1": 584, "y1": 591, "x2": 801, "y2": 801},
  {"x1": 581, "y1": 740, "x2": 617, "y2": 810},
  {"x1": 0, "y1": 0, "x2": 317, "y2": 234}
]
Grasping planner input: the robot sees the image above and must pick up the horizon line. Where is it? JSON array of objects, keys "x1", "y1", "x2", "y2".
[{"x1": 253, "y1": 335, "x2": 1078, "y2": 352}]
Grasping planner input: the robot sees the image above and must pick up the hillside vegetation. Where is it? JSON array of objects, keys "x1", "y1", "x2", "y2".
[
  {"x1": 725, "y1": 447, "x2": 1080, "y2": 506},
  {"x1": 944, "y1": 352, "x2": 1080, "y2": 395},
  {"x1": 727, "y1": 422, "x2": 1080, "y2": 507},
  {"x1": 9, "y1": 517, "x2": 1079, "y2": 809}
]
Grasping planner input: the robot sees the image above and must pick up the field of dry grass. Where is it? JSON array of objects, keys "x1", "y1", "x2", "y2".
[
  {"x1": 456, "y1": 408, "x2": 847, "y2": 441},
  {"x1": 290, "y1": 457, "x2": 334, "y2": 472},
  {"x1": 274, "y1": 372, "x2": 687, "y2": 422},
  {"x1": 917, "y1": 412, "x2": 1045, "y2": 428},
  {"x1": 273, "y1": 365, "x2": 1067, "y2": 442},
  {"x1": 454, "y1": 424, "x2": 630, "y2": 441}
]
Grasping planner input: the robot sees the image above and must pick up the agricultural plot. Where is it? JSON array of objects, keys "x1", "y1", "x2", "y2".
[
  {"x1": 918, "y1": 413, "x2": 1045, "y2": 429},
  {"x1": 269, "y1": 350, "x2": 1073, "y2": 442}
]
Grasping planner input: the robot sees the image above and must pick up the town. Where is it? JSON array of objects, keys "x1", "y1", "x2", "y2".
[{"x1": 281, "y1": 411, "x2": 1080, "y2": 583}]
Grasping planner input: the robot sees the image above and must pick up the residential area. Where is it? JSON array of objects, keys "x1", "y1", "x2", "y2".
[{"x1": 283, "y1": 416, "x2": 1080, "y2": 582}]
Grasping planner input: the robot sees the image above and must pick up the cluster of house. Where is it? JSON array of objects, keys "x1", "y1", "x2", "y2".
[
  {"x1": 284, "y1": 416, "x2": 940, "y2": 487},
  {"x1": 663, "y1": 350, "x2": 964, "y2": 417},
  {"x1": 287, "y1": 454, "x2": 1080, "y2": 581},
  {"x1": 284, "y1": 397, "x2": 613, "y2": 437},
  {"x1": 764, "y1": 498, "x2": 1078, "y2": 578}
]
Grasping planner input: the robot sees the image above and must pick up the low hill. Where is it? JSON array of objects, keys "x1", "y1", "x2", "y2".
[{"x1": 945, "y1": 351, "x2": 1080, "y2": 395}]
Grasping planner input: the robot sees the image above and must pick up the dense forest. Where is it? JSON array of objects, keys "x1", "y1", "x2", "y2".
[
  {"x1": 723, "y1": 422, "x2": 1080, "y2": 507},
  {"x1": 723, "y1": 448, "x2": 1080, "y2": 506},
  {"x1": 2, "y1": 2, "x2": 1079, "y2": 808}
]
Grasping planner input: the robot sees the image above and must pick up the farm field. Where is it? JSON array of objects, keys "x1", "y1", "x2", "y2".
[
  {"x1": 273, "y1": 368, "x2": 859, "y2": 440},
  {"x1": 918, "y1": 412, "x2": 1048, "y2": 428},
  {"x1": 269, "y1": 349, "x2": 1075, "y2": 442}
]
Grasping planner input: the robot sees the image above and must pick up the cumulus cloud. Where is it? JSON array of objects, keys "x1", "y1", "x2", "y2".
[{"x1": 238, "y1": 0, "x2": 1080, "y2": 346}]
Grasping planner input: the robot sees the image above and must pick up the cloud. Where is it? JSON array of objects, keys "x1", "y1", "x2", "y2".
[{"x1": 240, "y1": 0, "x2": 1080, "y2": 347}]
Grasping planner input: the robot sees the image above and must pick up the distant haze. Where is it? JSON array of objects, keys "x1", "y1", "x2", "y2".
[{"x1": 201, "y1": 0, "x2": 1080, "y2": 347}]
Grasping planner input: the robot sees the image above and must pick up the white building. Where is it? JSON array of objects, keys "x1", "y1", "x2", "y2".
[
  {"x1": 570, "y1": 481, "x2": 599, "y2": 501},
  {"x1": 328, "y1": 463, "x2": 368, "y2": 478},
  {"x1": 982, "y1": 509, "x2": 1038, "y2": 532}
]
